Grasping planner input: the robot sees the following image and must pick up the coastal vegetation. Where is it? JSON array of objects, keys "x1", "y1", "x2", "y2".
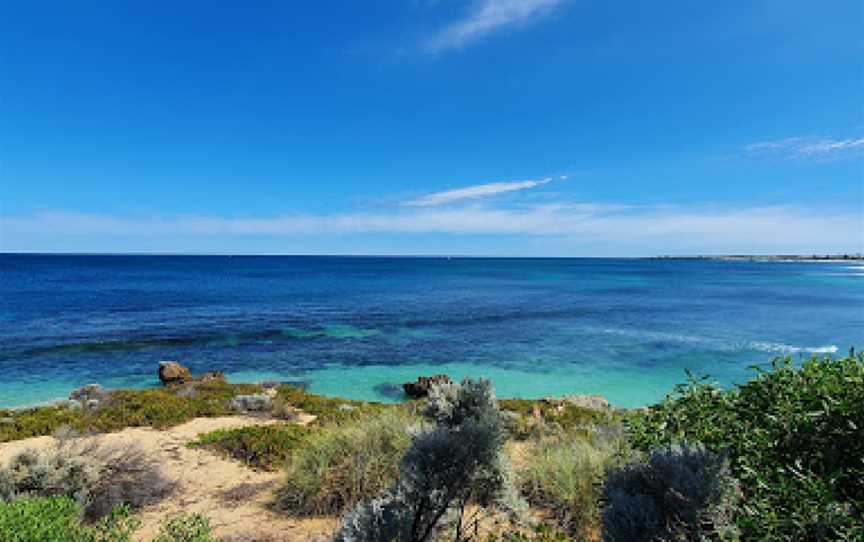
[
  {"x1": 0, "y1": 439, "x2": 173, "y2": 521},
  {"x1": 628, "y1": 354, "x2": 864, "y2": 540},
  {"x1": 0, "y1": 496, "x2": 216, "y2": 542},
  {"x1": 334, "y1": 379, "x2": 522, "y2": 542},
  {"x1": 189, "y1": 423, "x2": 311, "y2": 471},
  {"x1": 0, "y1": 353, "x2": 861, "y2": 540},
  {"x1": 278, "y1": 407, "x2": 418, "y2": 516},
  {"x1": 0, "y1": 381, "x2": 262, "y2": 443}
]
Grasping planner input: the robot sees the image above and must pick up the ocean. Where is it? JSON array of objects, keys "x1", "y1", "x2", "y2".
[{"x1": 1, "y1": 255, "x2": 862, "y2": 409}]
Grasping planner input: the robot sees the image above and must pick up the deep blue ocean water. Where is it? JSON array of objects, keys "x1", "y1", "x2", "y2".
[{"x1": 1, "y1": 255, "x2": 862, "y2": 408}]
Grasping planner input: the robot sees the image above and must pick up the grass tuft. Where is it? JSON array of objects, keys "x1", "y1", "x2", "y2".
[{"x1": 278, "y1": 408, "x2": 417, "y2": 516}]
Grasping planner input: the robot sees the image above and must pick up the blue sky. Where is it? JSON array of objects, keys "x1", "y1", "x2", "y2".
[{"x1": 1, "y1": 0, "x2": 862, "y2": 255}]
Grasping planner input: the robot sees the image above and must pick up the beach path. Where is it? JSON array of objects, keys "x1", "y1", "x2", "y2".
[{"x1": 0, "y1": 415, "x2": 336, "y2": 541}]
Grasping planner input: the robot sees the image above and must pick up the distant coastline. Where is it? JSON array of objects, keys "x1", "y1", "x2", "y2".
[{"x1": 651, "y1": 254, "x2": 864, "y2": 262}]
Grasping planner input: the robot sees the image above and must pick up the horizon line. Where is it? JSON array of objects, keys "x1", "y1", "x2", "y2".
[{"x1": 2, "y1": 251, "x2": 862, "y2": 259}]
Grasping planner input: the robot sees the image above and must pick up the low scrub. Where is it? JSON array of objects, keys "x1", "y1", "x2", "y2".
[
  {"x1": 151, "y1": 513, "x2": 217, "y2": 542},
  {"x1": 601, "y1": 443, "x2": 740, "y2": 541},
  {"x1": 0, "y1": 381, "x2": 263, "y2": 443},
  {"x1": 274, "y1": 385, "x2": 391, "y2": 425},
  {"x1": 0, "y1": 496, "x2": 216, "y2": 542},
  {"x1": 0, "y1": 405, "x2": 85, "y2": 443},
  {"x1": 0, "y1": 439, "x2": 174, "y2": 520},
  {"x1": 190, "y1": 423, "x2": 311, "y2": 470},
  {"x1": 0, "y1": 496, "x2": 139, "y2": 542},
  {"x1": 278, "y1": 407, "x2": 416, "y2": 516},
  {"x1": 628, "y1": 354, "x2": 864, "y2": 539}
]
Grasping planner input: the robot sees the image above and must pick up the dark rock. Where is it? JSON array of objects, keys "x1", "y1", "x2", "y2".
[
  {"x1": 158, "y1": 361, "x2": 192, "y2": 385},
  {"x1": 403, "y1": 374, "x2": 452, "y2": 399}
]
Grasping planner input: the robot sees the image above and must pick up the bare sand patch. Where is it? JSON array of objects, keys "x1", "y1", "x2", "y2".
[{"x1": 0, "y1": 415, "x2": 336, "y2": 541}]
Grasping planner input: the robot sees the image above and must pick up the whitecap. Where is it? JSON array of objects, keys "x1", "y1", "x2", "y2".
[{"x1": 746, "y1": 341, "x2": 838, "y2": 354}]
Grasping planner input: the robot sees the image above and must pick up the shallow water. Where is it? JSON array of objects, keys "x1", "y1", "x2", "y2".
[{"x1": 1, "y1": 255, "x2": 862, "y2": 408}]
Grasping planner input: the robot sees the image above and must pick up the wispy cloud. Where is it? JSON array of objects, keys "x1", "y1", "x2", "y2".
[
  {"x1": 403, "y1": 175, "x2": 564, "y2": 206},
  {"x1": 424, "y1": 0, "x2": 565, "y2": 53},
  {"x1": 745, "y1": 136, "x2": 864, "y2": 161},
  {"x1": 4, "y1": 204, "x2": 861, "y2": 255}
]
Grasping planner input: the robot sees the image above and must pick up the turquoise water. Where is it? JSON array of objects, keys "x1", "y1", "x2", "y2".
[{"x1": 1, "y1": 255, "x2": 862, "y2": 408}]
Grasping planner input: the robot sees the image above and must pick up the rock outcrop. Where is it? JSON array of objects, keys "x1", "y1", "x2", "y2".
[
  {"x1": 158, "y1": 361, "x2": 193, "y2": 385},
  {"x1": 230, "y1": 394, "x2": 273, "y2": 412},
  {"x1": 541, "y1": 394, "x2": 611, "y2": 413},
  {"x1": 562, "y1": 394, "x2": 610, "y2": 412},
  {"x1": 403, "y1": 374, "x2": 452, "y2": 399},
  {"x1": 69, "y1": 383, "x2": 107, "y2": 410}
]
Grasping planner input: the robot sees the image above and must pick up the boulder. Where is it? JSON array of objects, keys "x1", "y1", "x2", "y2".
[
  {"x1": 403, "y1": 374, "x2": 452, "y2": 399},
  {"x1": 230, "y1": 393, "x2": 272, "y2": 412},
  {"x1": 69, "y1": 384, "x2": 107, "y2": 410},
  {"x1": 158, "y1": 361, "x2": 192, "y2": 385},
  {"x1": 69, "y1": 383, "x2": 105, "y2": 402}
]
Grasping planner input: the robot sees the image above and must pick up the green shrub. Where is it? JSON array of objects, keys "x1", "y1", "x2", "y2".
[
  {"x1": 601, "y1": 443, "x2": 740, "y2": 542},
  {"x1": 0, "y1": 496, "x2": 139, "y2": 542},
  {"x1": 627, "y1": 354, "x2": 864, "y2": 540},
  {"x1": 274, "y1": 385, "x2": 391, "y2": 425},
  {"x1": 0, "y1": 382, "x2": 264, "y2": 443},
  {"x1": 0, "y1": 440, "x2": 174, "y2": 520},
  {"x1": 151, "y1": 513, "x2": 216, "y2": 542},
  {"x1": 88, "y1": 382, "x2": 261, "y2": 432},
  {"x1": 190, "y1": 423, "x2": 310, "y2": 470},
  {"x1": 0, "y1": 406, "x2": 84, "y2": 443},
  {"x1": 278, "y1": 408, "x2": 416, "y2": 515},
  {"x1": 520, "y1": 433, "x2": 616, "y2": 538}
]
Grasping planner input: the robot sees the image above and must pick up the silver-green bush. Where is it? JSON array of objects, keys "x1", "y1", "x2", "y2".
[
  {"x1": 334, "y1": 378, "x2": 523, "y2": 542},
  {"x1": 0, "y1": 439, "x2": 174, "y2": 520},
  {"x1": 601, "y1": 443, "x2": 740, "y2": 542}
]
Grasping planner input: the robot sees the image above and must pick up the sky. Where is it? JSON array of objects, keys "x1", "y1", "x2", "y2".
[{"x1": 1, "y1": 0, "x2": 862, "y2": 256}]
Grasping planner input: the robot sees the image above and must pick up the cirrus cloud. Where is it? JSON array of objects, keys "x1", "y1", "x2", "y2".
[
  {"x1": 424, "y1": 0, "x2": 566, "y2": 53},
  {"x1": 745, "y1": 136, "x2": 864, "y2": 161},
  {"x1": 402, "y1": 175, "x2": 565, "y2": 206}
]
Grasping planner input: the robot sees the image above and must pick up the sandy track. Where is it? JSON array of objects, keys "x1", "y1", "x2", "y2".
[{"x1": 0, "y1": 416, "x2": 337, "y2": 541}]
